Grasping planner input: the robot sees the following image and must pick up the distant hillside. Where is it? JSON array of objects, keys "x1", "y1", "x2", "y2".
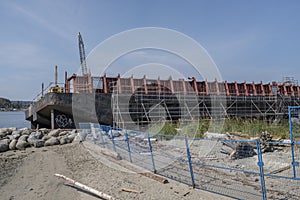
[
  {"x1": 0, "y1": 97, "x2": 12, "y2": 109},
  {"x1": 0, "y1": 98, "x2": 32, "y2": 111},
  {"x1": 11, "y1": 101, "x2": 32, "y2": 109}
]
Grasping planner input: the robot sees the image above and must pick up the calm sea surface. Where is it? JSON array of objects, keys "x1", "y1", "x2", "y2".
[{"x1": 0, "y1": 111, "x2": 30, "y2": 128}]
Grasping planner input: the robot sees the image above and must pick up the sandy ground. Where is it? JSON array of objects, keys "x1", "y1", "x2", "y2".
[{"x1": 0, "y1": 142, "x2": 231, "y2": 200}]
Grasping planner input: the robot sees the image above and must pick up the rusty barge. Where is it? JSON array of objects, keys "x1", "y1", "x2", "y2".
[{"x1": 25, "y1": 71, "x2": 300, "y2": 129}]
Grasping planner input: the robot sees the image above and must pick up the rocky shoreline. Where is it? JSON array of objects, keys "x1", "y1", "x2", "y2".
[{"x1": 0, "y1": 128, "x2": 80, "y2": 153}]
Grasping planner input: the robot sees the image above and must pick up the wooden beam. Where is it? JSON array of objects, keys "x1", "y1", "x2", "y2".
[{"x1": 54, "y1": 174, "x2": 115, "y2": 200}]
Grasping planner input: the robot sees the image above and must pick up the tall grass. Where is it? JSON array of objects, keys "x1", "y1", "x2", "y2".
[{"x1": 155, "y1": 118, "x2": 289, "y2": 139}]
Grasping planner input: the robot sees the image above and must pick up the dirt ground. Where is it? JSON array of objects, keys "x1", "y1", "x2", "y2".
[{"x1": 0, "y1": 142, "x2": 231, "y2": 200}]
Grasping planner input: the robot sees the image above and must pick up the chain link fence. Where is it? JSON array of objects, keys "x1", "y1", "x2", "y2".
[{"x1": 78, "y1": 106, "x2": 300, "y2": 199}]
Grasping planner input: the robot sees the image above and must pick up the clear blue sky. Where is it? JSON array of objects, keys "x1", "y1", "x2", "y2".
[{"x1": 1, "y1": 0, "x2": 300, "y2": 100}]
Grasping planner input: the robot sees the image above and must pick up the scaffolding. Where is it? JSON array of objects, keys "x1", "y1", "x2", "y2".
[
  {"x1": 111, "y1": 78, "x2": 201, "y2": 132},
  {"x1": 63, "y1": 74, "x2": 300, "y2": 130},
  {"x1": 109, "y1": 76, "x2": 300, "y2": 131}
]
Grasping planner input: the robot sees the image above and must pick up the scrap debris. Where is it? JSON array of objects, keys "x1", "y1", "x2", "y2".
[
  {"x1": 221, "y1": 141, "x2": 256, "y2": 159},
  {"x1": 121, "y1": 187, "x2": 142, "y2": 194},
  {"x1": 139, "y1": 172, "x2": 169, "y2": 184},
  {"x1": 259, "y1": 131, "x2": 274, "y2": 153}
]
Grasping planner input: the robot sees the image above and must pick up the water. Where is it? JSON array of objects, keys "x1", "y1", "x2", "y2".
[{"x1": 0, "y1": 111, "x2": 30, "y2": 129}]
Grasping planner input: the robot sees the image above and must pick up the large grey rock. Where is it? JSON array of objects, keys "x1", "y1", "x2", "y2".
[
  {"x1": 0, "y1": 128, "x2": 11, "y2": 138},
  {"x1": 12, "y1": 130, "x2": 22, "y2": 135},
  {"x1": 73, "y1": 135, "x2": 82, "y2": 143},
  {"x1": 48, "y1": 129, "x2": 60, "y2": 137},
  {"x1": 12, "y1": 132, "x2": 21, "y2": 140},
  {"x1": 59, "y1": 136, "x2": 71, "y2": 145},
  {"x1": 30, "y1": 131, "x2": 44, "y2": 140},
  {"x1": 0, "y1": 139, "x2": 10, "y2": 152},
  {"x1": 67, "y1": 132, "x2": 77, "y2": 142},
  {"x1": 42, "y1": 135, "x2": 51, "y2": 141},
  {"x1": 21, "y1": 129, "x2": 31, "y2": 135},
  {"x1": 8, "y1": 127, "x2": 17, "y2": 131},
  {"x1": 9, "y1": 139, "x2": 17, "y2": 150},
  {"x1": 27, "y1": 135, "x2": 37, "y2": 146},
  {"x1": 59, "y1": 131, "x2": 69, "y2": 137},
  {"x1": 16, "y1": 140, "x2": 30, "y2": 150},
  {"x1": 44, "y1": 137, "x2": 59, "y2": 146},
  {"x1": 71, "y1": 129, "x2": 77, "y2": 134},
  {"x1": 18, "y1": 135, "x2": 28, "y2": 142},
  {"x1": 33, "y1": 139, "x2": 45, "y2": 148},
  {"x1": 6, "y1": 135, "x2": 14, "y2": 141}
]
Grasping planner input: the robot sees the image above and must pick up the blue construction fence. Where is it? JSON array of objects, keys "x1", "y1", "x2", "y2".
[{"x1": 78, "y1": 106, "x2": 300, "y2": 200}]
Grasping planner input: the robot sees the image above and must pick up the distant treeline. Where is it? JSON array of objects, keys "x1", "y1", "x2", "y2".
[{"x1": 0, "y1": 97, "x2": 32, "y2": 111}]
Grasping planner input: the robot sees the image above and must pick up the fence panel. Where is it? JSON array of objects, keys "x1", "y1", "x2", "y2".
[
  {"x1": 122, "y1": 130, "x2": 154, "y2": 171},
  {"x1": 190, "y1": 138, "x2": 263, "y2": 199},
  {"x1": 289, "y1": 106, "x2": 300, "y2": 180},
  {"x1": 150, "y1": 134, "x2": 194, "y2": 186}
]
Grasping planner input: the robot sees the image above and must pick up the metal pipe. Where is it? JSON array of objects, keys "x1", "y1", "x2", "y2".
[
  {"x1": 51, "y1": 109, "x2": 55, "y2": 129},
  {"x1": 42, "y1": 82, "x2": 44, "y2": 97},
  {"x1": 64, "y1": 71, "x2": 67, "y2": 93},
  {"x1": 55, "y1": 65, "x2": 58, "y2": 86}
]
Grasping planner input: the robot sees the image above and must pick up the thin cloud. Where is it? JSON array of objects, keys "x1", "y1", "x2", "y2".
[{"x1": 11, "y1": 3, "x2": 72, "y2": 42}]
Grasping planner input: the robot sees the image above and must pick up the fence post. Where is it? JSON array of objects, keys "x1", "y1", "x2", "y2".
[
  {"x1": 147, "y1": 132, "x2": 156, "y2": 173},
  {"x1": 125, "y1": 130, "x2": 132, "y2": 163},
  {"x1": 110, "y1": 126, "x2": 117, "y2": 152},
  {"x1": 256, "y1": 140, "x2": 267, "y2": 200},
  {"x1": 288, "y1": 106, "x2": 299, "y2": 179},
  {"x1": 184, "y1": 136, "x2": 195, "y2": 188},
  {"x1": 99, "y1": 126, "x2": 105, "y2": 148}
]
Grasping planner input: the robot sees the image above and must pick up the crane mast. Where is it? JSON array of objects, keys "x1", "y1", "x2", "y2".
[{"x1": 78, "y1": 32, "x2": 88, "y2": 76}]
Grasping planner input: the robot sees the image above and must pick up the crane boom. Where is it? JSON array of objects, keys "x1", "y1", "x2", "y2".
[{"x1": 78, "y1": 32, "x2": 88, "y2": 75}]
